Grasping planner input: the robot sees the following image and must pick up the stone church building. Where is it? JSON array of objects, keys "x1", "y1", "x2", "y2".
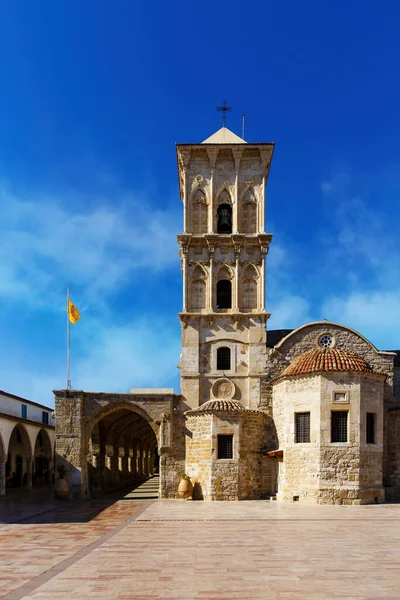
[{"x1": 55, "y1": 126, "x2": 400, "y2": 504}]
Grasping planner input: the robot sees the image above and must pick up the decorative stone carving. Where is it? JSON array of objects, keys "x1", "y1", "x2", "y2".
[
  {"x1": 218, "y1": 189, "x2": 232, "y2": 205},
  {"x1": 212, "y1": 378, "x2": 235, "y2": 400}
]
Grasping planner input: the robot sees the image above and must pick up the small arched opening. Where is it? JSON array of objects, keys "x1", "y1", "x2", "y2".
[
  {"x1": 6, "y1": 424, "x2": 32, "y2": 490},
  {"x1": 216, "y1": 280, "x2": 232, "y2": 309},
  {"x1": 33, "y1": 429, "x2": 53, "y2": 486},
  {"x1": 217, "y1": 204, "x2": 232, "y2": 234}
]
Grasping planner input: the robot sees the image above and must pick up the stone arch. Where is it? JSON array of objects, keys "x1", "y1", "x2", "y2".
[
  {"x1": 85, "y1": 401, "x2": 159, "y2": 450},
  {"x1": 6, "y1": 423, "x2": 32, "y2": 490},
  {"x1": 216, "y1": 264, "x2": 234, "y2": 281},
  {"x1": 241, "y1": 187, "x2": 258, "y2": 233},
  {"x1": 84, "y1": 401, "x2": 160, "y2": 497},
  {"x1": 191, "y1": 188, "x2": 208, "y2": 234},
  {"x1": 216, "y1": 187, "x2": 232, "y2": 206},
  {"x1": 216, "y1": 188, "x2": 233, "y2": 234},
  {"x1": 215, "y1": 264, "x2": 234, "y2": 309},
  {"x1": 33, "y1": 428, "x2": 53, "y2": 485},
  {"x1": 190, "y1": 264, "x2": 208, "y2": 310}
]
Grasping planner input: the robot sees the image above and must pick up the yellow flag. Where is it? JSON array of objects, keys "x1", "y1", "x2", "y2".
[{"x1": 68, "y1": 299, "x2": 81, "y2": 324}]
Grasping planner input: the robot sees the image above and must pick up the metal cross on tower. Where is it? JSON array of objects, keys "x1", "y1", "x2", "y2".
[{"x1": 216, "y1": 100, "x2": 232, "y2": 127}]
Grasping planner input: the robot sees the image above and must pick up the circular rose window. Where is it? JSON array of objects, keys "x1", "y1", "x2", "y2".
[
  {"x1": 318, "y1": 334, "x2": 334, "y2": 348},
  {"x1": 212, "y1": 378, "x2": 235, "y2": 400}
]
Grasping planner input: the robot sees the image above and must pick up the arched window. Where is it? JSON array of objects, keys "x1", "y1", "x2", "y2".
[
  {"x1": 191, "y1": 265, "x2": 207, "y2": 310},
  {"x1": 191, "y1": 279, "x2": 206, "y2": 310},
  {"x1": 241, "y1": 265, "x2": 258, "y2": 310},
  {"x1": 216, "y1": 280, "x2": 232, "y2": 309},
  {"x1": 217, "y1": 347, "x2": 231, "y2": 370},
  {"x1": 192, "y1": 189, "x2": 207, "y2": 233},
  {"x1": 241, "y1": 188, "x2": 257, "y2": 233},
  {"x1": 217, "y1": 204, "x2": 232, "y2": 233}
]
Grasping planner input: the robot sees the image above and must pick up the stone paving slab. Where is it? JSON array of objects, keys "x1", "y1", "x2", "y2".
[
  {"x1": 137, "y1": 499, "x2": 400, "y2": 521},
  {"x1": 2, "y1": 500, "x2": 400, "y2": 599}
]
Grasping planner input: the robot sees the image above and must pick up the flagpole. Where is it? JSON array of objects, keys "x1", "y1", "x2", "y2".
[{"x1": 67, "y1": 284, "x2": 71, "y2": 390}]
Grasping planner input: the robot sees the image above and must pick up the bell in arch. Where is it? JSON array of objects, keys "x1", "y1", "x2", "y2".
[{"x1": 217, "y1": 204, "x2": 232, "y2": 233}]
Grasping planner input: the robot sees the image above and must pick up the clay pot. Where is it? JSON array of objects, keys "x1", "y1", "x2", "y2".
[
  {"x1": 54, "y1": 477, "x2": 70, "y2": 500},
  {"x1": 178, "y1": 476, "x2": 193, "y2": 499}
]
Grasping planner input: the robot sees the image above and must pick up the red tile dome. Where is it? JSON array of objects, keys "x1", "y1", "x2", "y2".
[
  {"x1": 273, "y1": 347, "x2": 374, "y2": 383},
  {"x1": 185, "y1": 399, "x2": 262, "y2": 415}
]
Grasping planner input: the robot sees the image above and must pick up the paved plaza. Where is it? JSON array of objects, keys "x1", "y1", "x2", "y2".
[{"x1": 1, "y1": 479, "x2": 400, "y2": 599}]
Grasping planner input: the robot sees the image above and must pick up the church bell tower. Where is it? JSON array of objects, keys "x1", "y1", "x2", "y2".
[{"x1": 176, "y1": 125, "x2": 274, "y2": 409}]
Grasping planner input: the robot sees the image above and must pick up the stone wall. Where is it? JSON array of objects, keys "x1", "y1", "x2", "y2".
[
  {"x1": 185, "y1": 409, "x2": 269, "y2": 500},
  {"x1": 54, "y1": 390, "x2": 178, "y2": 499},
  {"x1": 271, "y1": 370, "x2": 385, "y2": 504}
]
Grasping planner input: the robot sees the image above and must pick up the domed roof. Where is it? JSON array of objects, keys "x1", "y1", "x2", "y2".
[
  {"x1": 185, "y1": 399, "x2": 260, "y2": 415},
  {"x1": 273, "y1": 347, "x2": 374, "y2": 383}
]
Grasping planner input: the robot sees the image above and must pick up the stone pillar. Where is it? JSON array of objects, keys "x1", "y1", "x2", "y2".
[
  {"x1": 182, "y1": 250, "x2": 188, "y2": 312},
  {"x1": 143, "y1": 448, "x2": 149, "y2": 478},
  {"x1": 111, "y1": 454, "x2": 119, "y2": 486},
  {"x1": 26, "y1": 458, "x2": 33, "y2": 491},
  {"x1": 54, "y1": 390, "x2": 87, "y2": 499},
  {"x1": 208, "y1": 246, "x2": 215, "y2": 310},
  {"x1": 148, "y1": 449, "x2": 154, "y2": 476},
  {"x1": 47, "y1": 459, "x2": 54, "y2": 484},
  {"x1": 138, "y1": 447, "x2": 144, "y2": 479},
  {"x1": 234, "y1": 251, "x2": 240, "y2": 311},
  {"x1": 0, "y1": 461, "x2": 5, "y2": 496},
  {"x1": 131, "y1": 450, "x2": 137, "y2": 481}
]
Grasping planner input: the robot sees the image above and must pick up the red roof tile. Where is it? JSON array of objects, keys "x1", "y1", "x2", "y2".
[
  {"x1": 273, "y1": 348, "x2": 374, "y2": 383},
  {"x1": 185, "y1": 399, "x2": 261, "y2": 414}
]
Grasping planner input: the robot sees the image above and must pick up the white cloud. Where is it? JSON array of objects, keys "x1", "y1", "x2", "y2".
[
  {"x1": 0, "y1": 314, "x2": 182, "y2": 407},
  {"x1": 323, "y1": 291, "x2": 400, "y2": 349},
  {"x1": 0, "y1": 182, "x2": 181, "y2": 311}
]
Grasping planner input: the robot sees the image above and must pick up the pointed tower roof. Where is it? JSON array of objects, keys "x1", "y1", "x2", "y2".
[{"x1": 202, "y1": 126, "x2": 247, "y2": 144}]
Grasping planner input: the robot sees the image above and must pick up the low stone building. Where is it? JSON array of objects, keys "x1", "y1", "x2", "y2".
[
  {"x1": 54, "y1": 125, "x2": 400, "y2": 504},
  {"x1": 0, "y1": 390, "x2": 55, "y2": 496}
]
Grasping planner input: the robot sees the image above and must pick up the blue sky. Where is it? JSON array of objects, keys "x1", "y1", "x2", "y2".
[{"x1": 1, "y1": 1, "x2": 400, "y2": 406}]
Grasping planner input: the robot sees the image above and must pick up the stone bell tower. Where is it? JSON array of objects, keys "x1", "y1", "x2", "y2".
[{"x1": 176, "y1": 125, "x2": 274, "y2": 410}]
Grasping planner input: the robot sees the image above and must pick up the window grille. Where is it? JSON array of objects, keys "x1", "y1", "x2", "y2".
[
  {"x1": 295, "y1": 412, "x2": 310, "y2": 443},
  {"x1": 218, "y1": 434, "x2": 233, "y2": 459},
  {"x1": 217, "y1": 347, "x2": 231, "y2": 370},
  {"x1": 366, "y1": 413, "x2": 376, "y2": 444},
  {"x1": 331, "y1": 411, "x2": 348, "y2": 442}
]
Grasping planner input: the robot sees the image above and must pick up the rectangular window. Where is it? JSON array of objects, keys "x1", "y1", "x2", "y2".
[
  {"x1": 217, "y1": 347, "x2": 231, "y2": 370},
  {"x1": 295, "y1": 412, "x2": 310, "y2": 443},
  {"x1": 333, "y1": 391, "x2": 348, "y2": 403},
  {"x1": 218, "y1": 434, "x2": 233, "y2": 459},
  {"x1": 366, "y1": 413, "x2": 376, "y2": 444},
  {"x1": 331, "y1": 411, "x2": 348, "y2": 443},
  {"x1": 42, "y1": 411, "x2": 49, "y2": 425},
  {"x1": 21, "y1": 404, "x2": 27, "y2": 419}
]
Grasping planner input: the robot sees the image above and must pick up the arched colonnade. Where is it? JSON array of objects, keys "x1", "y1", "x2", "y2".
[
  {"x1": 0, "y1": 423, "x2": 54, "y2": 496},
  {"x1": 85, "y1": 403, "x2": 160, "y2": 498}
]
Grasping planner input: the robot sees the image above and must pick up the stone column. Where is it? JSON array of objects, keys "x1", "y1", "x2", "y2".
[
  {"x1": 143, "y1": 449, "x2": 149, "y2": 478},
  {"x1": 208, "y1": 246, "x2": 214, "y2": 311},
  {"x1": 131, "y1": 449, "x2": 137, "y2": 481},
  {"x1": 148, "y1": 449, "x2": 154, "y2": 476},
  {"x1": 0, "y1": 461, "x2": 5, "y2": 496},
  {"x1": 26, "y1": 458, "x2": 33, "y2": 491},
  {"x1": 234, "y1": 251, "x2": 240, "y2": 312},
  {"x1": 47, "y1": 459, "x2": 54, "y2": 485},
  {"x1": 182, "y1": 248, "x2": 188, "y2": 312},
  {"x1": 137, "y1": 448, "x2": 143, "y2": 479}
]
